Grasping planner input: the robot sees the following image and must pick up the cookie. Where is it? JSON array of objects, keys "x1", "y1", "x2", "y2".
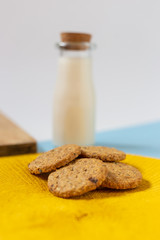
[
  {"x1": 28, "y1": 144, "x2": 81, "y2": 174},
  {"x1": 48, "y1": 158, "x2": 107, "y2": 198},
  {"x1": 81, "y1": 146, "x2": 126, "y2": 162},
  {"x1": 101, "y1": 162, "x2": 142, "y2": 189}
]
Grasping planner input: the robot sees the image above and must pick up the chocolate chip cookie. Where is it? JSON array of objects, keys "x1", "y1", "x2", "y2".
[
  {"x1": 28, "y1": 144, "x2": 81, "y2": 174},
  {"x1": 101, "y1": 162, "x2": 142, "y2": 189},
  {"x1": 81, "y1": 146, "x2": 126, "y2": 162},
  {"x1": 48, "y1": 158, "x2": 107, "y2": 198}
]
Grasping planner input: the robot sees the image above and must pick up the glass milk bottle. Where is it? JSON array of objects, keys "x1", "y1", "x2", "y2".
[{"x1": 53, "y1": 32, "x2": 95, "y2": 146}]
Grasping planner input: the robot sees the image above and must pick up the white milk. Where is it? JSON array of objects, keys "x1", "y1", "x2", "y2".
[{"x1": 53, "y1": 56, "x2": 95, "y2": 146}]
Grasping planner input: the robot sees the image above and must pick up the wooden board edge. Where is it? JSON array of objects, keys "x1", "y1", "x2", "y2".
[{"x1": 0, "y1": 142, "x2": 37, "y2": 157}]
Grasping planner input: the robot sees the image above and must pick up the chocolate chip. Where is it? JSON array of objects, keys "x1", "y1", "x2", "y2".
[
  {"x1": 38, "y1": 169, "x2": 42, "y2": 173},
  {"x1": 88, "y1": 177, "x2": 98, "y2": 184}
]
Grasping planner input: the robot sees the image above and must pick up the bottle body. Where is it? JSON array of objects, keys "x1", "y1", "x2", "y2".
[{"x1": 53, "y1": 55, "x2": 95, "y2": 146}]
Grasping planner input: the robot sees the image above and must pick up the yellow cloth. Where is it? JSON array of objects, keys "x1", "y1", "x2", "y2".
[{"x1": 0, "y1": 153, "x2": 160, "y2": 240}]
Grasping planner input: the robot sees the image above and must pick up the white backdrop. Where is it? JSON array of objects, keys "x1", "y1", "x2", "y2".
[{"x1": 0, "y1": 0, "x2": 160, "y2": 141}]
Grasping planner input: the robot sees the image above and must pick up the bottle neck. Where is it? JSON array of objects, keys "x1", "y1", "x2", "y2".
[
  {"x1": 59, "y1": 49, "x2": 91, "y2": 58},
  {"x1": 56, "y1": 41, "x2": 95, "y2": 58}
]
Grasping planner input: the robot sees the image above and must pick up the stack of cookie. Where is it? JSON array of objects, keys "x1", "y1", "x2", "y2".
[{"x1": 28, "y1": 144, "x2": 142, "y2": 198}]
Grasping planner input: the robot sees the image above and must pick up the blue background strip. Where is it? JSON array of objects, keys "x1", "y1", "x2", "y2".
[{"x1": 38, "y1": 121, "x2": 160, "y2": 158}]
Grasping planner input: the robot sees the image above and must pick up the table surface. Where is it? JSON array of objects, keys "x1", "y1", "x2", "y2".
[
  {"x1": 38, "y1": 121, "x2": 160, "y2": 158},
  {"x1": 1, "y1": 121, "x2": 160, "y2": 240},
  {"x1": 0, "y1": 152, "x2": 160, "y2": 240}
]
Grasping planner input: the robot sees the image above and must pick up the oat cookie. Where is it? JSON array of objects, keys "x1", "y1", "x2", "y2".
[
  {"x1": 81, "y1": 146, "x2": 126, "y2": 162},
  {"x1": 28, "y1": 144, "x2": 81, "y2": 174},
  {"x1": 101, "y1": 162, "x2": 142, "y2": 189},
  {"x1": 48, "y1": 158, "x2": 107, "y2": 198}
]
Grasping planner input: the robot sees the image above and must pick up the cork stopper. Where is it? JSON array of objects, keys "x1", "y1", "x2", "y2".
[
  {"x1": 60, "y1": 32, "x2": 92, "y2": 50},
  {"x1": 61, "y1": 32, "x2": 92, "y2": 43}
]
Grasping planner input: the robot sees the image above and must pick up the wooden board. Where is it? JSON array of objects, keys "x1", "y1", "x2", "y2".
[{"x1": 0, "y1": 112, "x2": 37, "y2": 156}]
